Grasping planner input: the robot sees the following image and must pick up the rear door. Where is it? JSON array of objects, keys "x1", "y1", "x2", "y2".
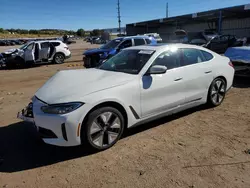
[
  {"x1": 39, "y1": 42, "x2": 50, "y2": 61},
  {"x1": 48, "y1": 42, "x2": 57, "y2": 59},
  {"x1": 179, "y1": 48, "x2": 214, "y2": 104},
  {"x1": 24, "y1": 42, "x2": 35, "y2": 62}
]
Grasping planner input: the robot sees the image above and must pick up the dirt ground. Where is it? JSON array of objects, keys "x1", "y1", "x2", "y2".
[{"x1": 0, "y1": 40, "x2": 250, "y2": 188}]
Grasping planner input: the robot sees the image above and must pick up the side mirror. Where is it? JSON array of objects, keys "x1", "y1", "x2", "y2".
[{"x1": 146, "y1": 65, "x2": 167, "y2": 75}]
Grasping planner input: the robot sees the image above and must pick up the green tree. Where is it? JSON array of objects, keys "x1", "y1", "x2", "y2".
[
  {"x1": 90, "y1": 29, "x2": 103, "y2": 36},
  {"x1": 0, "y1": 28, "x2": 4, "y2": 33},
  {"x1": 76, "y1": 29, "x2": 85, "y2": 37}
]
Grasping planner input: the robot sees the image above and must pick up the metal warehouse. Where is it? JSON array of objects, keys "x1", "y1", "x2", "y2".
[{"x1": 126, "y1": 4, "x2": 250, "y2": 41}]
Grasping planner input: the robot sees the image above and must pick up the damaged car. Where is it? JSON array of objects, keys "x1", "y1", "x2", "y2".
[
  {"x1": 203, "y1": 34, "x2": 243, "y2": 54},
  {"x1": 1, "y1": 40, "x2": 71, "y2": 68}
]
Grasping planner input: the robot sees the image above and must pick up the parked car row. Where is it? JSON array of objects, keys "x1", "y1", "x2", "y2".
[
  {"x1": 0, "y1": 37, "x2": 61, "y2": 46},
  {"x1": 167, "y1": 30, "x2": 248, "y2": 54}
]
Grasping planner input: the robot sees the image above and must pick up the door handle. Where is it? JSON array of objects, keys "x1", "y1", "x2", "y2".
[
  {"x1": 205, "y1": 71, "x2": 212, "y2": 74},
  {"x1": 174, "y1": 77, "x2": 183, "y2": 81}
]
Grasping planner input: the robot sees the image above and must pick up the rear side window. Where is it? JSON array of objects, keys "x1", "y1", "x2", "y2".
[
  {"x1": 201, "y1": 50, "x2": 213, "y2": 61},
  {"x1": 41, "y1": 42, "x2": 49, "y2": 48},
  {"x1": 180, "y1": 48, "x2": 205, "y2": 66},
  {"x1": 145, "y1": 39, "x2": 151, "y2": 44},
  {"x1": 134, "y1": 38, "x2": 146, "y2": 46},
  {"x1": 51, "y1": 42, "x2": 60, "y2": 47}
]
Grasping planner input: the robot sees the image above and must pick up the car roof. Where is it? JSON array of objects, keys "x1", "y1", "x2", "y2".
[
  {"x1": 36, "y1": 40, "x2": 62, "y2": 43},
  {"x1": 125, "y1": 43, "x2": 213, "y2": 51},
  {"x1": 115, "y1": 35, "x2": 150, "y2": 40}
]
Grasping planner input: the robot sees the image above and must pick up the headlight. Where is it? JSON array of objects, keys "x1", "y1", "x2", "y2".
[{"x1": 41, "y1": 102, "x2": 84, "y2": 114}]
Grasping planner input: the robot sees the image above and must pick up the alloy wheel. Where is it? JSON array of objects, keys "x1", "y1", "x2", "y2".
[
  {"x1": 89, "y1": 112, "x2": 122, "y2": 148},
  {"x1": 211, "y1": 79, "x2": 226, "y2": 105},
  {"x1": 55, "y1": 54, "x2": 64, "y2": 64}
]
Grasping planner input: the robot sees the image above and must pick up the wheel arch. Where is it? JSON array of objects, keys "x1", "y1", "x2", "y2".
[
  {"x1": 213, "y1": 75, "x2": 227, "y2": 88},
  {"x1": 80, "y1": 101, "x2": 128, "y2": 142},
  {"x1": 54, "y1": 52, "x2": 66, "y2": 58}
]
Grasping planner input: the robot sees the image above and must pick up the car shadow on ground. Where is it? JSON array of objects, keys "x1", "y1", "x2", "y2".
[
  {"x1": 233, "y1": 75, "x2": 250, "y2": 88},
  {"x1": 0, "y1": 64, "x2": 47, "y2": 71},
  {"x1": 0, "y1": 105, "x2": 207, "y2": 173}
]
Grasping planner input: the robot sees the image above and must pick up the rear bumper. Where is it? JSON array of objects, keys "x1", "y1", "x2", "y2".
[{"x1": 65, "y1": 53, "x2": 71, "y2": 59}]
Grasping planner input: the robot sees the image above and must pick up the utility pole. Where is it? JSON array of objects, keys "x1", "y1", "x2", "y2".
[
  {"x1": 117, "y1": 0, "x2": 121, "y2": 34},
  {"x1": 166, "y1": 2, "x2": 168, "y2": 18}
]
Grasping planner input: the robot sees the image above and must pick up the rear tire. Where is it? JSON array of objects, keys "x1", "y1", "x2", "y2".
[
  {"x1": 53, "y1": 53, "x2": 65, "y2": 64},
  {"x1": 81, "y1": 107, "x2": 125, "y2": 151},
  {"x1": 207, "y1": 78, "x2": 227, "y2": 107}
]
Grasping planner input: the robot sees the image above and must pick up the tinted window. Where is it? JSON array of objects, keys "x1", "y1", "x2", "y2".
[
  {"x1": 145, "y1": 39, "x2": 151, "y2": 44},
  {"x1": 201, "y1": 50, "x2": 213, "y2": 61},
  {"x1": 181, "y1": 48, "x2": 205, "y2": 66},
  {"x1": 153, "y1": 50, "x2": 180, "y2": 70},
  {"x1": 51, "y1": 42, "x2": 60, "y2": 46},
  {"x1": 99, "y1": 49, "x2": 155, "y2": 74},
  {"x1": 41, "y1": 42, "x2": 49, "y2": 48},
  {"x1": 134, "y1": 38, "x2": 145, "y2": 46},
  {"x1": 119, "y1": 39, "x2": 132, "y2": 49}
]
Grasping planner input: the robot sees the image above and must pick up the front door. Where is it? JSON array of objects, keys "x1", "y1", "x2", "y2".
[
  {"x1": 24, "y1": 42, "x2": 35, "y2": 62},
  {"x1": 140, "y1": 49, "x2": 186, "y2": 117}
]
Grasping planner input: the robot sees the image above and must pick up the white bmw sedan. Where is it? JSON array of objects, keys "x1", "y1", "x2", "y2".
[{"x1": 18, "y1": 44, "x2": 235, "y2": 150}]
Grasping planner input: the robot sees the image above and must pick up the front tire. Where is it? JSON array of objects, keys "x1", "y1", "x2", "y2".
[
  {"x1": 207, "y1": 78, "x2": 227, "y2": 107},
  {"x1": 81, "y1": 107, "x2": 125, "y2": 151}
]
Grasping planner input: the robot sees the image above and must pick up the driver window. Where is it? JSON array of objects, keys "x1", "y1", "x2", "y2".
[
  {"x1": 26, "y1": 43, "x2": 34, "y2": 50},
  {"x1": 119, "y1": 39, "x2": 132, "y2": 49},
  {"x1": 153, "y1": 50, "x2": 180, "y2": 70}
]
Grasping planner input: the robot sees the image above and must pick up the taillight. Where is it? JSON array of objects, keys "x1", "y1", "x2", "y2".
[{"x1": 229, "y1": 61, "x2": 234, "y2": 68}]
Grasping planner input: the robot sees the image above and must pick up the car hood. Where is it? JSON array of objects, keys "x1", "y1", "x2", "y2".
[
  {"x1": 35, "y1": 68, "x2": 135, "y2": 104},
  {"x1": 83, "y1": 48, "x2": 111, "y2": 55},
  {"x1": 2, "y1": 48, "x2": 20, "y2": 55}
]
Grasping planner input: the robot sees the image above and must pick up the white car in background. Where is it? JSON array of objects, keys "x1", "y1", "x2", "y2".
[
  {"x1": 144, "y1": 33, "x2": 163, "y2": 43},
  {"x1": 1, "y1": 40, "x2": 71, "y2": 68},
  {"x1": 18, "y1": 44, "x2": 234, "y2": 151}
]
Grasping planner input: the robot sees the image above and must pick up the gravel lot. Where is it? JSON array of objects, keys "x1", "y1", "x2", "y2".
[{"x1": 0, "y1": 40, "x2": 250, "y2": 188}]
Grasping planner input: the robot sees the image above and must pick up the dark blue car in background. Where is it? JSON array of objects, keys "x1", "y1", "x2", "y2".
[{"x1": 83, "y1": 35, "x2": 157, "y2": 68}]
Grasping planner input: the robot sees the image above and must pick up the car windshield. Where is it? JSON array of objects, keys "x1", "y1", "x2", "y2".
[
  {"x1": 19, "y1": 43, "x2": 29, "y2": 50},
  {"x1": 98, "y1": 49, "x2": 155, "y2": 74},
  {"x1": 100, "y1": 39, "x2": 123, "y2": 49}
]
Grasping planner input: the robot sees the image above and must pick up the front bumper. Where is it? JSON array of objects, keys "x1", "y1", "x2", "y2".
[{"x1": 17, "y1": 97, "x2": 86, "y2": 147}]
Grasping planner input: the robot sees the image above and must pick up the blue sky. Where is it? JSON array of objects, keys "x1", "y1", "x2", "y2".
[{"x1": 1, "y1": 0, "x2": 249, "y2": 30}]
